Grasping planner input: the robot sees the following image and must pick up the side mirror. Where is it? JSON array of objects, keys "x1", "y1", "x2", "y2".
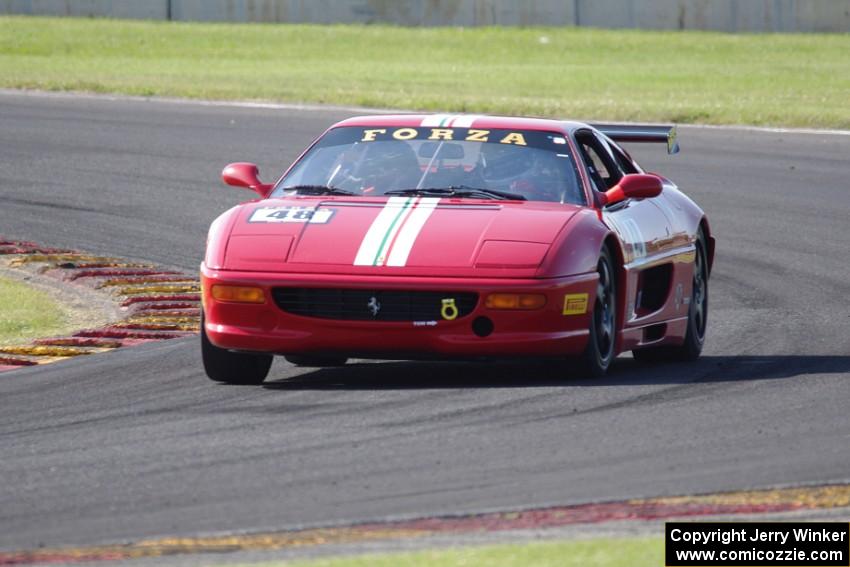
[
  {"x1": 601, "y1": 174, "x2": 663, "y2": 206},
  {"x1": 222, "y1": 162, "x2": 273, "y2": 198}
]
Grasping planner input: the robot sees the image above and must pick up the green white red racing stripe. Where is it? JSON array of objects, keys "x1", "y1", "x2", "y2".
[
  {"x1": 420, "y1": 114, "x2": 481, "y2": 128},
  {"x1": 354, "y1": 197, "x2": 440, "y2": 267},
  {"x1": 353, "y1": 115, "x2": 477, "y2": 267}
]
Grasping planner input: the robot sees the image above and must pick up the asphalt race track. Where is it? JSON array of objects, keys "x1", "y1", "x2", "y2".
[{"x1": 1, "y1": 92, "x2": 848, "y2": 550}]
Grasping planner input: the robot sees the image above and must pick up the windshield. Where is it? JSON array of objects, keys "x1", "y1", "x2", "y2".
[{"x1": 273, "y1": 126, "x2": 585, "y2": 205}]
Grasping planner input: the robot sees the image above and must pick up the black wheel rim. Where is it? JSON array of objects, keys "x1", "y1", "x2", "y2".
[
  {"x1": 692, "y1": 245, "x2": 707, "y2": 339},
  {"x1": 595, "y1": 257, "x2": 615, "y2": 363}
]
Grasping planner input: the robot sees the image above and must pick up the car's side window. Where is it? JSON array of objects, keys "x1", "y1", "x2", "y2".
[
  {"x1": 577, "y1": 142, "x2": 609, "y2": 192},
  {"x1": 604, "y1": 139, "x2": 640, "y2": 175},
  {"x1": 575, "y1": 131, "x2": 624, "y2": 191}
]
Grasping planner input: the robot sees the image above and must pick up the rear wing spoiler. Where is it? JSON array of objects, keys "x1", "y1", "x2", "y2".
[{"x1": 590, "y1": 124, "x2": 679, "y2": 155}]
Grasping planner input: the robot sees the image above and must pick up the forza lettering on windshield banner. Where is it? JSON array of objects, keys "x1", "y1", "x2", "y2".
[
  {"x1": 315, "y1": 125, "x2": 569, "y2": 152},
  {"x1": 360, "y1": 127, "x2": 528, "y2": 146},
  {"x1": 249, "y1": 206, "x2": 335, "y2": 224}
]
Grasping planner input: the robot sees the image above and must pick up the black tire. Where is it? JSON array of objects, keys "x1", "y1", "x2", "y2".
[
  {"x1": 632, "y1": 229, "x2": 708, "y2": 363},
  {"x1": 577, "y1": 246, "x2": 618, "y2": 377},
  {"x1": 284, "y1": 355, "x2": 348, "y2": 367},
  {"x1": 201, "y1": 314, "x2": 272, "y2": 384}
]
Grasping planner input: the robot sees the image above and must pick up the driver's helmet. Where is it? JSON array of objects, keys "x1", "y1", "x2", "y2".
[
  {"x1": 356, "y1": 142, "x2": 420, "y2": 191},
  {"x1": 479, "y1": 143, "x2": 535, "y2": 185}
]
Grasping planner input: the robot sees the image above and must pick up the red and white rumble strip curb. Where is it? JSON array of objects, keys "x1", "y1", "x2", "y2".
[
  {"x1": 0, "y1": 483, "x2": 847, "y2": 565},
  {"x1": 0, "y1": 238, "x2": 199, "y2": 372}
]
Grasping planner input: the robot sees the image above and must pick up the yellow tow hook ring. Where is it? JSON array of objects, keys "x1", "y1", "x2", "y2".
[{"x1": 441, "y1": 298, "x2": 459, "y2": 321}]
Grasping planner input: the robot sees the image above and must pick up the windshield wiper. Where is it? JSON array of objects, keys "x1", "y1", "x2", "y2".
[
  {"x1": 281, "y1": 185, "x2": 356, "y2": 196},
  {"x1": 384, "y1": 186, "x2": 526, "y2": 201}
]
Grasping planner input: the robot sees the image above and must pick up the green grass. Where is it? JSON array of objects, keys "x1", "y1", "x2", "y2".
[
  {"x1": 0, "y1": 275, "x2": 66, "y2": 345},
  {"x1": 243, "y1": 537, "x2": 662, "y2": 567},
  {"x1": 1, "y1": 16, "x2": 849, "y2": 128}
]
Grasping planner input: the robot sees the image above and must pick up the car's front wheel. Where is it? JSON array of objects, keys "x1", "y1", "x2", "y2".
[
  {"x1": 201, "y1": 314, "x2": 273, "y2": 384},
  {"x1": 577, "y1": 246, "x2": 618, "y2": 377}
]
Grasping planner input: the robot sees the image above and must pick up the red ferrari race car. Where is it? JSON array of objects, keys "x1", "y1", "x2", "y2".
[{"x1": 201, "y1": 114, "x2": 713, "y2": 384}]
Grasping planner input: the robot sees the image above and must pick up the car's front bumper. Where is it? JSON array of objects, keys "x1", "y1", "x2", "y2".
[{"x1": 201, "y1": 265, "x2": 597, "y2": 359}]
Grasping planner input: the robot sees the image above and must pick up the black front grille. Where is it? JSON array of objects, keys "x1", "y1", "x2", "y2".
[{"x1": 272, "y1": 288, "x2": 478, "y2": 322}]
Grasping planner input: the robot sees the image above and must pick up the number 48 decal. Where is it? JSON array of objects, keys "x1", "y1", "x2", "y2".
[{"x1": 249, "y1": 207, "x2": 334, "y2": 224}]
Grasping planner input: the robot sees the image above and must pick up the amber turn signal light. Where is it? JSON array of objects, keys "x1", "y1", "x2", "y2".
[
  {"x1": 211, "y1": 284, "x2": 265, "y2": 304},
  {"x1": 485, "y1": 293, "x2": 546, "y2": 310}
]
